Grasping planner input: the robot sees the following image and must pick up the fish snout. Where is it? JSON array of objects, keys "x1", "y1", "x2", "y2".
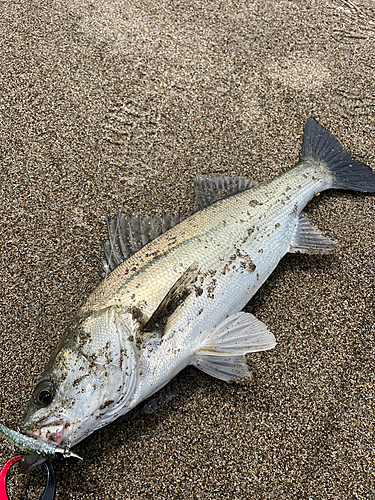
[
  {"x1": 18, "y1": 418, "x2": 78, "y2": 473},
  {"x1": 24, "y1": 416, "x2": 69, "y2": 446}
]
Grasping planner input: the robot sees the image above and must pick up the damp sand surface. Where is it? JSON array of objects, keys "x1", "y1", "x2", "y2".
[{"x1": 0, "y1": 0, "x2": 375, "y2": 498}]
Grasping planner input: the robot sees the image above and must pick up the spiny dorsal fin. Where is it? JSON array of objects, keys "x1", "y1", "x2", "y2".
[
  {"x1": 98, "y1": 212, "x2": 184, "y2": 277},
  {"x1": 193, "y1": 175, "x2": 258, "y2": 213},
  {"x1": 289, "y1": 212, "x2": 337, "y2": 254}
]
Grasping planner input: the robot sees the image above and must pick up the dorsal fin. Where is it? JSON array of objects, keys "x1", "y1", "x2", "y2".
[
  {"x1": 193, "y1": 175, "x2": 258, "y2": 213},
  {"x1": 98, "y1": 212, "x2": 184, "y2": 277},
  {"x1": 98, "y1": 175, "x2": 257, "y2": 277}
]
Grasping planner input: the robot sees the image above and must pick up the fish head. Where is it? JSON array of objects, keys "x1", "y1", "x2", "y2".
[
  {"x1": 22, "y1": 346, "x2": 99, "y2": 449},
  {"x1": 22, "y1": 310, "x2": 138, "y2": 453}
]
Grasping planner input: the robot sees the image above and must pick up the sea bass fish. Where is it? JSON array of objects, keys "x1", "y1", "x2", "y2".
[{"x1": 1, "y1": 117, "x2": 375, "y2": 470}]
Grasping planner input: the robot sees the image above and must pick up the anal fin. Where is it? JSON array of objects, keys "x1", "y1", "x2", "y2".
[
  {"x1": 289, "y1": 213, "x2": 337, "y2": 254},
  {"x1": 191, "y1": 312, "x2": 276, "y2": 382}
]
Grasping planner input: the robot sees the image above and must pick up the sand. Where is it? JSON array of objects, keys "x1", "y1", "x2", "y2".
[{"x1": 0, "y1": 0, "x2": 374, "y2": 498}]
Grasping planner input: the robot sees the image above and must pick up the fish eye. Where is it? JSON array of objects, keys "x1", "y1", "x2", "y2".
[{"x1": 33, "y1": 378, "x2": 55, "y2": 406}]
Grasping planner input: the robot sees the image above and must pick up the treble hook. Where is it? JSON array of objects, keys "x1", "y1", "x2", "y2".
[{"x1": 0, "y1": 455, "x2": 55, "y2": 500}]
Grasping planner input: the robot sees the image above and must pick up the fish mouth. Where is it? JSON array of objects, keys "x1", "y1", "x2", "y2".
[
  {"x1": 19, "y1": 420, "x2": 73, "y2": 474},
  {"x1": 24, "y1": 416, "x2": 67, "y2": 446}
]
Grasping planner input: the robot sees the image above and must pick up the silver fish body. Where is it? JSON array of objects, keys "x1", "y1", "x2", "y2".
[
  {"x1": 4, "y1": 118, "x2": 374, "y2": 464},
  {"x1": 88, "y1": 161, "x2": 328, "y2": 394}
]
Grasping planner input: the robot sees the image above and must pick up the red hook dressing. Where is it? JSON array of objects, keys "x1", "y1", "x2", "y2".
[
  {"x1": 0, "y1": 456, "x2": 22, "y2": 500},
  {"x1": 0, "y1": 455, "x2": 55, "y2": 500}
]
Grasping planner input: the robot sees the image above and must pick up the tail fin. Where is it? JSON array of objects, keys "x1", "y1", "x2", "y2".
[{"x1": 301, "y1": 117, "x2": 375, "y2": 192}]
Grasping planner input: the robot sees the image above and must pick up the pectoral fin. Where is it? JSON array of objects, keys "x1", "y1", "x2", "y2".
[
  {"x1": 142, "y1": 262, "x2": 199, "y2": 333},
  {"x1": 192, "y1": 312, "x2": 276, "y2": 382}
]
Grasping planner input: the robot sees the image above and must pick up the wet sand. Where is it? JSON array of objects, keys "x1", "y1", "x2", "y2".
[{"x1": 0, "y1": 0, "x2": 374, "y2": 498}]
